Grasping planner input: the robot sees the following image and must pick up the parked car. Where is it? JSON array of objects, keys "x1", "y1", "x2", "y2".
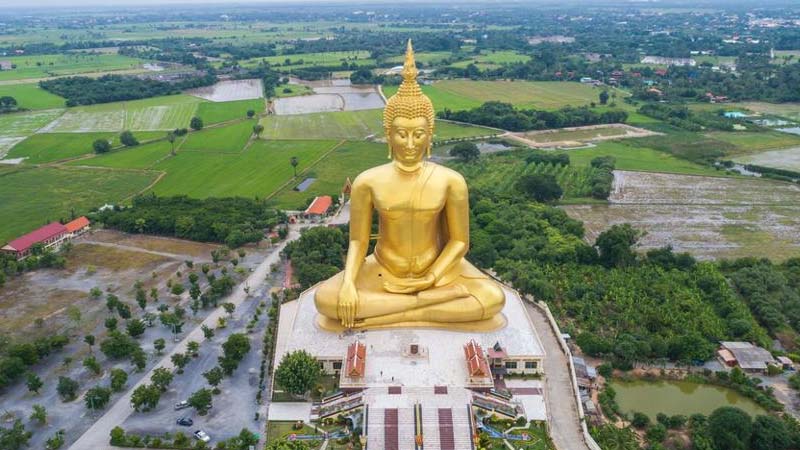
[
  {"x1": 174, "y1": 401, "x2": 190, "y2": 411},
  {"x1": 194, "y1": 430, "x2": 211, "y2": 443},
  {"x1": 177, "y1": 417, "x2": 193, "y2": 427}
]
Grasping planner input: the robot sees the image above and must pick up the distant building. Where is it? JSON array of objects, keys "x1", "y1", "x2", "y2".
[
  {"x1": 641, "y1": 56, "x2": 696, "y2": 67},
  {"x1": 0, "y1": 60, "x2": 11, "y2": 70},
  {"x1": 527, "y1": 35, "x2": 575, "y2": 45},
  {"x1": 2, "y1": 222, "x2": 68, "y2": 260},
  {"x1": 718, "y1": 341, "x2": 776, "y2": 373},
  {"x1": 487, "y1": 341, "x2": 543, "y2": 379},
  {"x1": 724, "y1": 111, "x2": 747, "y2": 119}
]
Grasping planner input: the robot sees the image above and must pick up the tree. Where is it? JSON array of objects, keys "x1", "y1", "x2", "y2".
[
  {"x1": 201, "y1": 324, "x2": 214, "y2": 339},
  {"x1": 89, "y1": 287, "x2": 102, "y2": 299},
  {"x1": 187, "y1": 341, "x2": 200, "y2": 356},
  {"x1": 130, "y1": 384, "x2": 161, "y2": 412},
  {"x1": 631, "y1": 412, "x2": 650, "y2": 429},
  {"x1": 126, "y1": 319, "x2": 146, "y2": 338},
  {"x1": 104, "y1": 317, "x2": 118, "y2": 331},
  {"x1": 135, "y1": 289, "x2": 147, "y2": 310},
  {"x1": 153, "y1": 338, "x2": 166, "y2": 355},
  {"x1": 93, "y1": 139, "x2": 111, "y2": 154},
  {"x1": 0, "y1": 96, "x2": 17, "y2": 108},
  {"x1": 119, "y1": 130, "x2": 139, "y2": 147},
  {"x1": 515, "y1": 173, "x2": 563, "y2": 203},
  {"x1": 190, "y1": 116, "x2": 203, "y2": 131},
  {"x1": 110, "y1": 368, "x2": 128, "y2": 392},
  {"x1": 247, "y1": 109, "x2": 256, "y2": 118},
  {"x1": 222, "y1": 302, "x2": 236, "y2": 316},
  {"x1": 449, "y1": 142, "x2": 480, "y2": 162},
  {"x1": 66, "y1": 305, "x2": 81, "y2": 325},
  {"x1": 167, "y1": 131, "x2": 177, "y2": 156},
  {"x1": 83, "y1": 355, "x2": 102, "y2": 375},
  {"x1": 599, "y1": 90, "x2": 610, "y2": 105},
  {"x1": 171, "y1": 352, "x2": 190, "y2": 374},
  {"x1": 45, "y1": 429, "x2": 65, "y2": 450},
  {"x1": 596, "y1": 223, "x2": 642, "y2": 268},
  {"x1": 131, "y1": 348, "x2": 147, "y2": 372},
  {"x1": 84, "y1": 335, "x2": 95, "y2": 352},
  {"x1": 708, "y1": 407, "x2": 752, "y2": 450},
  {"x1": 253, "y1": 124, "x2": 264, "y2": 137},
  {"x1": 100, "y1": 331, "x2": 139, "y2": 359},
  {"x1": 750, "y1": 415, "x2": 791, "y2": 450},
  {"x1": 150, "y1": 367, "x2": 174, "y2": 392},
  {"x1": 56, "y1": 376, "x2": 79, "y2": 401},
  {"x1": 219, "y1": 333, "x2": 251, "y2": 375},
  {"x1": 203, "y1": 366, "x2": 224, "y2": 394},
  {"x1": 290, "y1": 156, "x2": 299, "y2": 177},
  {"x1": 85, "y1": 385, "x2": 111, "y2": 410},
  {"x1": 275, "y1": 350, "x2": 321, "y2": 396},
  {"x1": 188, "y1": 388, "x2": 213, "y2": 415},
  {"x1": 189, "y1": 283, "x2": 201, "y2": 302},
  {"x1": 171, "y1": 283, "x2": 185, "y2": 296},
  {"x1": 0, "y1": 420, "x2": 31, "y2": 450},
  {"x1": 30, "y1": 404, "x2": 47, "y2": 424},
  {"x1": 26, "y1": 372, "x2": 43, "y2": 394}
]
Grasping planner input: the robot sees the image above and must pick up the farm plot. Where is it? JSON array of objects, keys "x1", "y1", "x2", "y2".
[
  {"x1": 562, "y1": 141, "x2": 723, "y2": 176},
  {"x1": 0, "y1": 109, "x2": 64, "y2": 136},
  {"x1": 734, "y1": 146, "x2": 800, "y2": 172},
  {"x1": 0, "y1": 83, "x2": 65, "y2": 109},
  {"x1": 0, "y1": 53, "x2": 144, "y2": 81},
  {"x1": 513, "y1": 124, "x2": 660, "y2": 147},
  {"x1": 40, "y1": 95, "x2": 202, "y2": 132},
  {"x1": 4, "y1": 132, "x2": 115, "y2": 164},
  {"x1": 180, "y1": 120, "x2": 256, "y2": 153},
  {"x1": 238, "y1": 51, "x2": 373, "y2": 69},
  {"x1": 196, "y1": 98, "x2": 265, "y2": 124},
  {"x1": 272, "y1": 84, "x2": 384, "y2": 115},
  {"x1": 186, "y1": 79, "x2": 264, "y2": 102},
  {"x1": 705, "y1": 130, "x2": 800, "y2": 155},
  {"x1": 69, "y1": 139, "x2": 175, "y2": 169},
  {"x1": 563, "y1": 170, "x2": 800, "y2": 260},
  {"x1": 0, "y1": 165, "x2": 158, "y2": 244},
  {"x1": 261, "y1": 109, "x2": 383, "y2": 139},
  {"x1": 150, "y1": 139, "x2": 338, "y2": 198}
]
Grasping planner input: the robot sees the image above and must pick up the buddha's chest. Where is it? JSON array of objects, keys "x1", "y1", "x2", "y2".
[{"x1": 371, "y1": 181, "x2": 447, "y2": 217}]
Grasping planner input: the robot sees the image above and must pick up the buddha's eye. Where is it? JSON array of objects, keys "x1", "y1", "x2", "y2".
[
  {"x1": 414, "y1": 130, "x2": 425, "y2": 139},
  {"x1": 397, "y1": 130, "x2": 407, "y2": 138}
]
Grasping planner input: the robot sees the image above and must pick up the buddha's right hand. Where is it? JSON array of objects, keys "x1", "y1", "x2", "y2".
[{"x1": 338, "y1": 280, "x2": 359, "y2": 328}]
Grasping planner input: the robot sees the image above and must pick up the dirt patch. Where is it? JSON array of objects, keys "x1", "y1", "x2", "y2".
[
  {"x1": 86, "y1": 229, "x2": 219, "y2": 260},
  {"x1": 509, "y1": 123, "x2": 661, "y2": 148}
]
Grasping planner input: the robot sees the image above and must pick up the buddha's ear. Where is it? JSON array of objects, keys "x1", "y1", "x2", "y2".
[{"x1": 387, "y1": 143, "x2": 392, "y2": 159}]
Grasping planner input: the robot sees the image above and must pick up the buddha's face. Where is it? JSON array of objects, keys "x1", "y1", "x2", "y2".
[{"x1": 390, "y1": 117, "x2": 430, "y2": 168}]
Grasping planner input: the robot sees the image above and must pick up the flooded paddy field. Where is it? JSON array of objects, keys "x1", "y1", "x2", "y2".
[
  {"x1": 187, "y1": 78, "x2": 264, "y2": 102},
  {"x1": 271, "y1": 79, "x2": 384, "y2": 115},
  {"x1": 563, "y1": 170, "x2": 800, "y2": 260},
  {"x1": 735, "y1": 146, "x2": 800, "y2": 172}
]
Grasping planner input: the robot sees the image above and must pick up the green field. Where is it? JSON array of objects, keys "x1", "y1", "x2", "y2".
[
  {"x1": 43, "y1": 94, "x2": 203, "y2": 132},
  {"x1": 704, "y1": 130, "x2": 800, "y2": 154},
  {"x1": 0, "y1": 83, "x2": 65, "y2": 110},
  {"x1": 0, "y1": 165, "x2": 158, "y2": 244},
  {"x1": 261, "y1": 109, "x2": 383, "y2": 140},
  {"x1": 181, "y1": 120, "x2": 256, "y2": 153},
  {"x1": 383, "y1": 80, "x2": 606, "y2": 112},
  {"x1": 5, "y1": 132, "x2": 116, "y2": 164},
  {"x1": 449, "y1": 50, "x2": 531, "y2": 69},
  {"x1": 236, "y1": 51, "x2": 373, "y2": 69},
  {"x1": 273, "y1": 84, "x2": 314, "y2": 98},
  {"x1": 196, "y1": 98, "x2": 265, "y2": 124},
  {"x1": 562, "y1": 141, "x2": 725, "y2": 176},
  {"x1": 385, "y1": 51, "x2": 456, "y2": 65},
  {"x1": 0, "y1": 53, "x2": 144, "y2": 81},
  {"x1": 0, "y1": 109, "x2": 64, "y2": 137},
  {"x1": 435, "y1": 121, "x2": 500, "y2": 140},
  {"x1": 150, "y1": 139, "x2": 339, "y2": 198},
  {"x1": 70, "y1": 139, "x2": 175, "y2": 169},
  {"x1": 270, "y1": 141, "x2": 387, "y2": 208}
]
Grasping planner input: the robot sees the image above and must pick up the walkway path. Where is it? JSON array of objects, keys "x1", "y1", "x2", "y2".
[
  {"x1": 525, "y1": 303, "x2": 594, "y2": 450},
  {"x1": 68, "y1": 228, "x2": 302, "y2": 450}
]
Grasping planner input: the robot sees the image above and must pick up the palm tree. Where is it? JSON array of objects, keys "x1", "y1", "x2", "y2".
[
  {"x1": 290, "y1": 156, "x2": 298, "y2": 178},
  {"x1": 167, "y1": 132, "x2": 176, "y2": 156}
]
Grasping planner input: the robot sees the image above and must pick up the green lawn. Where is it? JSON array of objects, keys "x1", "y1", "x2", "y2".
[
  {"x1": 70, "y1": 139, "x2": 175, "y2": 169},
  {"x1": 270, "y1": 141, "x2": 386, "y2": 209},
  {"x1": 0, "y1": 53, "x2": 144, "y2": 81},
  {"x1": 0, "y1": 83, "x2": 65, "y2": 110},
  {"x1": 0, "y1": 165, "x2": 157, "y2": 244},
  {"x1": 196, "y1": 98, "x2": 265, "y2": 124},
  {"x1": 384, "y1": 80, "x2": 608, "y2": 112},
  {"x1": 562, "y1": 141, "x2": 726, "y2": 176},
  {"x1": 181, "y1": 120, "x2": 256, "y2": 153},
  {"x1": 150, "y1": 139, "x2": 338, "y2": 198},
  {"x1": 5, "y1": 132, "x2": 116, "y2": 164},
  {"x1": 261, "y1": 109, "x2": 383, "y2": 140}
]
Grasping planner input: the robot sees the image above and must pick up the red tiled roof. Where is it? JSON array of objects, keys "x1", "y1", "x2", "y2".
[
  {"x1": 64, "y1": 216, "x2": 90, "y2": 233},
  {"x1": 304, "y1": 195, "x2": 332, "y2": 215},
  {"x1": 346, "y1": 341, "x2": 366, "y2": 378},
  {"x1": 464, "y1": 339, "x2": 490, "y2": 377},
  {"x1": 5, "y1": 222, "x2": 67, "y2": 252}
]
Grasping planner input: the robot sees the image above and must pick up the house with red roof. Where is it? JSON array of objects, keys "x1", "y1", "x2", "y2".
[
  {"x1": 2, "y1": 222, "x2": 68, "y2": 260},
  {"x1": 65, "y1": 216, "x2": 91, "y2": 237},
  {"x1": 303, "y1": 195, "x2": 333, "y2": 220}
]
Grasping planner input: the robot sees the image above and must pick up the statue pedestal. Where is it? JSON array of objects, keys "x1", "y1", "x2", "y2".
[{"x1": 273, "y1": 285, "x2": 545, "y2": 389}]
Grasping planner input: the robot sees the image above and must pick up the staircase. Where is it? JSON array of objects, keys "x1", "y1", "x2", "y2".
[
  {"x1": 367, "y1": 407, "x2": 417, "y2": 450},
  {"x1": 422, "y1": 407, "x2": 441, "y2": 450},
  {"x1": 451, "y1": 406, "x2": 474, "y2": 450},
  {"x1": 438, "y1": 409, "x2": 455, "y2": 450},
  {"x1": 367, "y1": 405, "x2": 385, "y2": 450}
]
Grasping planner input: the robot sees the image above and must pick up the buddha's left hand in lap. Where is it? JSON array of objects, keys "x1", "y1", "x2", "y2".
[{"x1": 383, "y1": 272, "x2": 436, "y2": 294}]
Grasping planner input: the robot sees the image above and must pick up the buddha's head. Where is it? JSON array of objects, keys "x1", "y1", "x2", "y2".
[{"x1": 383, "y1": 40, "x2": 435, "y2": 170}]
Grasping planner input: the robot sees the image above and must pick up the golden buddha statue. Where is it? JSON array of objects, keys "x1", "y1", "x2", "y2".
[{"x1": 314, "y1": 40, "x2": 505, "y2": 331}]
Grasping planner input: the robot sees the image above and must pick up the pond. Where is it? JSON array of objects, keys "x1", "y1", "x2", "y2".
[{"x1": 610, "y1": 379, "x2": 767, "y2": 419}]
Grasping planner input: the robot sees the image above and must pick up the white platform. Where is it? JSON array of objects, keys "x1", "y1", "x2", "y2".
[{"x1": 273, "y1": 286, "x2": 545, "y2": 389}]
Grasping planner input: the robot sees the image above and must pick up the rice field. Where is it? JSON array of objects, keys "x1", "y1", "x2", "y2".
[
  {"x1": 69, "y1": 139, "x2": 175, "y2": 169},
  {"x1": 705, "y1": 130, "x2": 800, "y2": 155},
  {"x1": 236, "y1": 51, "x2": 372, "y2": 69},
  {"x1": 150, "y1": 139, "x2": 339, "y2": 198},
  {"x1": 562, "y1": 170, "x2": 800, "y2": 260},
  {"x1": 734, "y1": 147, "x2": 800, "y2": 172},
  {"x1": 0, "y1": 53, "x2": 145, "y2": 81},
  {"x1": 4, "y1": 132, "x2": 116, "y2": 164},
  {"x1": 0, "y1": 109, "x2": 64, "y2": 136},
  {"x1": 260, "y1": 110, "x2": 383, "y2": 140},
  {"x1": 0, "y1": 165, "x2": 158, "y2": 244},
  {"x1": 0, "y1": 83, "x2": 65, "y2": 110},
  {"x1": 187, "y1": 79, "x2": 264, "y2": 102},
  {"x1": 40, "y1": 95, "x2": 203, "y2": 132},
  {"x1": 180, "y1": 120, "x2": 256, "y2": 153},
  {"x1": 196, "y1": 98, "x2": 265, "y2": 124},
  {"x1": 561, "y1": 141, "x2": 724, "y2": 176}
]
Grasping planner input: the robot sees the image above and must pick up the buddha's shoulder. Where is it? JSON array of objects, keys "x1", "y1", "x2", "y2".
[
  {"x1": 429, "y1": 163, "x2": 467, "y2": 185},
  {"x1": 352, "y1": 164, "x2": 393, "y2": 185}
]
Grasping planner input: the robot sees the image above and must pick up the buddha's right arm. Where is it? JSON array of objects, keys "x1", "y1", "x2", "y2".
[{"x1": 342, "y1": 179, "x2": 372, "y2": 285}]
